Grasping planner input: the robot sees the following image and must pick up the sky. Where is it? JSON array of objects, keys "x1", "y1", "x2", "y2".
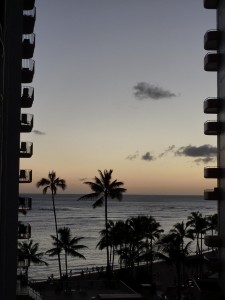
[{"x1": 20, "y1": 0, "x2": 218, "y2": 195}]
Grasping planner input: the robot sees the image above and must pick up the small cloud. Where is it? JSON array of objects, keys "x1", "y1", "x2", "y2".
[
  {"x1": 133, "y1": 82, "x2": 177, "y2": 100},
  {"x1": 33, "y1": 130, "x2": 46, "y2": 135},
  {"x1": 158, "y1": 145, "x2": 175, "y2": 158},
  {"x1": 126, "y1": 151, "x2": 139, "y2": 161},
  {"x1": 175, "y1": 144, "x2": 217, "y2": 157},
  {"x1": 79, "y1": 178, "x2": 88, "y2": 182},
  {"x1": 142, "y1": 152, "x2": 155, "y2": 161}
]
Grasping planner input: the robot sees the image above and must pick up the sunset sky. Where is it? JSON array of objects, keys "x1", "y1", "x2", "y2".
[{"x1": 20, "y1": 0, "x2": 218, "y2": 195}]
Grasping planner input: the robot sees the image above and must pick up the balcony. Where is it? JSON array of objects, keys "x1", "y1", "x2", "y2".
[
  {"x1": 22, "y1": 59, "x2": 35, "y2": 83},
  {"x1": 23, "y1": 7, "x2": 36, "y2": 34},
  {"x1": 204, "y1": 167, "x2": 222, "y2": 178},
  {"x1": 17, "y1": 258, "x2": 30, "y2": 268},
  {"x1": 204, "y1": 53, "x2": 219, "y2": 71},
  {"x1": 204, "y1": 0, "x2": 218, "y2": 9},
  {"x1": 204, "y1": 188, "x2": 220, "y2": 200},
  {"x1": 20, "y1": 113, "x2": 33, "y2": 132},
  {"x1": 205, "y1": 235, "x2": 222, "y2": 248},
  {"x1": 204, "y1": 30, "x2": 220, "y2": 50},
  {"x1": 21, "y1": 86, "x2": 34, "y2": 108},
  {"x1": 18, "y1": 223, "x2": 31, "y2": 239},
  {"x1": 204, "y1": 121, "x2": 221, "y2": 135},
  {"x1": 204, "y1": 98, "x2": 220, "y2": 114},
  {"x1": 23, "y1": 0, "x2": 35, "y2": 10},
  {"x1": 22, "y1": 34, "x2": 35, "y2": 59},
  {"x1": 17, "y1": 256, "x2": 30, "y2": 268},
  {"x1": 20, "y1": 142, "x2": 33, "y2": 158},
  {"x1": 18, "y1": 197, "x2": 32, "y2": 210},
  {"x1": 19, "y1": 169, "x2": 32, "y2": 183}
]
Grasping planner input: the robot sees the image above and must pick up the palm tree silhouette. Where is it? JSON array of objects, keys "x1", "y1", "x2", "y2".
[
  {"x1": 206, "y1": 213, "x2": 218, "y2": 236},
  {"x1": 156, "y1": 232, "x2": 192, "y2": 300},
  {"x1": 79, "y1": 169, "x2": 126, "y2": 274},
  {"x1": 36, "y1": 171, "x2": 66, "y2": 279},
  {"x1": 47, "y1": 227, "x2": 87, "y2": 277},
  {"x1": 187, "y1": 211, "x2": 207, "y2": 256},
  {"x1": 18, "y1": 240, "x2": 48, "y2": 281},
  {"x1": 145, "y1": 216, "x2": 164, "y2": 281}
]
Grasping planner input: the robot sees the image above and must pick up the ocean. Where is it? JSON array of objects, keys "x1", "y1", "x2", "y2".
[{"x1": 18, "y1": 194, "x2": 217, "y2": 280}]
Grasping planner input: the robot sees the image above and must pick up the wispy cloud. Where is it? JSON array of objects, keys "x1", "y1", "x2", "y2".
[
  {"x1": 79, "y1": 178, "x2": 89, "y2": 182},
  {"x1": 194, "y1": 157, "x2": 215, "y2": 165},
  {"x1": 158, "y1": 145, "x2": 175, "y2": 158},
  {"x1": 142, "y1": 152, "x2": 155, "y2": 161},
  {"x1": 33, "y1": 130, "x2": 46, "y2": 135},
  {"x1": 126, "y1": 151, "x2": 139, "y2": 161},
  {"x1": 133, "y1": 82, "x2": 177, "y2": 100}
]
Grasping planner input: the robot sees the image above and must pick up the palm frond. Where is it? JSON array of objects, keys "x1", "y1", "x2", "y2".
[
  {"x1": 93, "y1": 197, "x2": 104, "y2": 208},
  {"x1": 78, "y1": 192, "x2": 101, "y2": 201},
  {"x1": 36, "y1": 178, "x2": 50, "y2": 188}
]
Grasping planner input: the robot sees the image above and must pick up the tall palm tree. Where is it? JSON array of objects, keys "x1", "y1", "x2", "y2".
[
  {"x1": 36, "y1": 171, "x2": 66, "y2": 279},
  {"x1": 79, "y1": 169, "x2": 126, "y2": 273},
  {"x1": 18, "y1": 240, "x2": 48, "y2": 281},
  {"x1": 46, "y1": 227, "x2": 87, "y2": 277}
]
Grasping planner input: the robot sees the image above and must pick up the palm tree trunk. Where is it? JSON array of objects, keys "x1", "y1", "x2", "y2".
[
  {"x1": 51, "y1": 191, "x2": 62, "y2": 280},
  {"x1": 65, "y1": 251, "x2": 68, "y2": 277},
  {"x1": 176, "y1": 262, "x2": 181, "y2": 300},
  {"x1": 104, "y1": 194, "x2": 110, "y2": 275},
  {"x1": 150, "y1": 238, "x2": 153, "y2": 283}
]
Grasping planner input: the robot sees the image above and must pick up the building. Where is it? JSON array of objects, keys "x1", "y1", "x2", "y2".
[
  {"x1": 0, "y1": 0, "x2": 35, "y2": 299},
  {"x1": 203, "y1": 0, "x2": 225, "y2": 298}
]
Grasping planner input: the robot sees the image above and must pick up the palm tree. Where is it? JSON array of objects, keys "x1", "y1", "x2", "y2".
[
  {"x1": 18, "y1": 240, "x2": 48, "y2": 281},
  {"x1": 187, "y1": 211, "x2": 208, "y2": 256},
  {"x1": 206, "y1": 213, "x2": 218, "y2": 236},
  {"x1": 156, "y1": 233, "x2": 192, "y2": 300},
  {"x1": 79, "y1": 169, "x2": 126, "y2": 274},
  {"x1": 145, "y1": 216, "x2": 164, "y2": 281},
  {"x1": 97, "y1": 220, "x2": 116, "y2": 270},
  {"x1": 46, "y1": 227, "x2": 87, "y2": 277},
  {"x1": 36, "y1": 171, "x2": 66, "y2": 279}
]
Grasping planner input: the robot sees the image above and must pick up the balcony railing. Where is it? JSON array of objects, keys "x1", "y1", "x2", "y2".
[
  {"x1": 21, "y1": 86, "x2": 34, "y2": 108},
  {"x1": 204, "y1": 188, "x2": 220, "y2": 200},
  {"x1": 204, "y1": 0, "x2": 218, "y2": 9},
  {"x1": 22, "y1": 59, "x2": 35, "y2": 83},
  {"x1": 23, "y1": 0, "x2": 35, "y2": 11},
  {"x1": 204, "y1": 121, "x2": 221, "y2": 135},
  {"x1": 204, "y1": 167, "x2": 222, "y2": 178},
  {"x1": 19, "y1": 169, "x2": 32, "y2": 183},
  {"x1": 18, "y1": 197, "x2": 32, "y2": 210},
  {"x1": 20, "y1": 142, "x2": 33, "y2": 158},
  {"x1": 204, "y1": 98, "x2": 220, "y2": 114},
  {"x1": 204, "y1": 30, "x2": 220, "y2": 50},
  {"x1": 22, "y1": 34, "x2": 35, "y2": 59},
  {"x1": 23, "y1": 7, "x2": 36, "y2": 34},
  {"x1": 20, "y1": 113, "x2": 33, "y2": 132},
  {"x1": 204, "y1": 53, "x2": 219, "y2": 71},
  {"x1": 205, "y1": 235, "x2": 222, "y2": 248},
  {"x1": 18, "y1": 223, "x2": 31, "y2": 239}
]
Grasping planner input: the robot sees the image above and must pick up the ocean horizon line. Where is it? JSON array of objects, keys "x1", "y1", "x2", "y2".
[{"x1": 20, "y1": 193, "x2": 202, "y2": 196}]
